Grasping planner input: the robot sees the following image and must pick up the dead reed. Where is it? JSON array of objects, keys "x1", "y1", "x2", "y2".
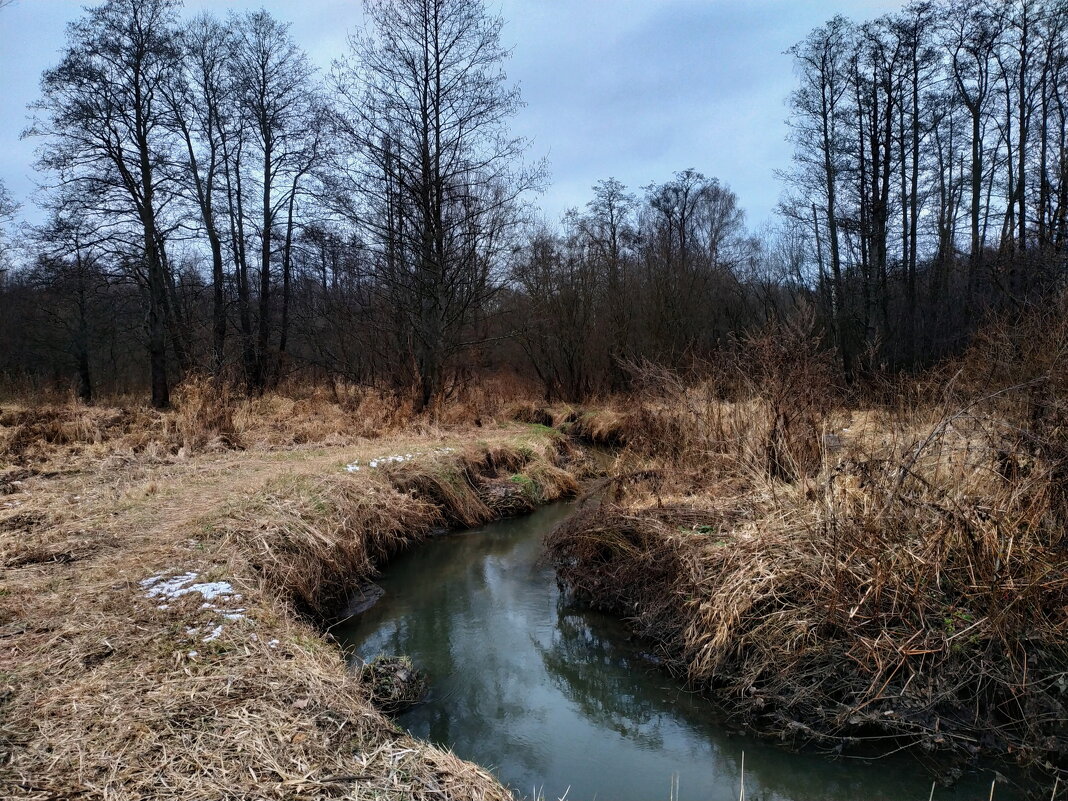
[
  {"x1": 547, "y1": 313, "x2": 1068, "y2": 784},
  {"x1": 0, "y1": 375, "x2": 531, "y2": 470}
]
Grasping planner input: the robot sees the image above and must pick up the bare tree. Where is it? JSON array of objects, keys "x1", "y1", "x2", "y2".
[
  {"x1": 230, "y1": 10, "x2": 318, "y2": 393},
  {"x1": 165, "y1": 13, "x2": 234, "y2": 375},
  {"x1": 0, "y1": 180, "x2": 18, "y2": 281},
  {"x1": 29, "y1": 0, "x2": 181, "y2": 407},
  {"x1": 785, "y1": 17, "x2": 856, "y2": 378},
  {"x1": 944, "y1": 0, "x2": 1003, "y2": 284},
  {"x1": 28, "y1": 206, "x2": 112, "y2": 402},
  {"x1": 334, "y1": 0, "x2": 541, "y2": 412},
  {"x1": 577, "y1": 178, "x2": 638, "y2": 388}
]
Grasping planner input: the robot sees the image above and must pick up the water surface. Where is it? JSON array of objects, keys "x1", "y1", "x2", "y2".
[{"x1": 334, "y1": 502, "x2": 1016, "y2": 801}]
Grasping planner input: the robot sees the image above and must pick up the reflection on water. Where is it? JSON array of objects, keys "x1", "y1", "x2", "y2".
[{"x1": 332, "y1": 502, "x2": 1017, "y2": 801}]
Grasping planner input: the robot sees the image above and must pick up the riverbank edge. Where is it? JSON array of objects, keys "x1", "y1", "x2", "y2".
[
  {"x1": 543, "y1": 482, "x2": 1064, "y2": 795},
  {"x1": 1, "y1": 423, "x2": 589, "y2": 800},
  {"x1": 507, "y1": 400, "x2": 1068, "y2": 798}
]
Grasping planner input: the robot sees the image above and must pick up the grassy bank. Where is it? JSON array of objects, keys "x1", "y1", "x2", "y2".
[
  {"x1": 0, "y1": 394, "x2": 585, "y2": 800},
  {"x1": 544, "y1": 346, "x2": 1068, "y2": 787}
]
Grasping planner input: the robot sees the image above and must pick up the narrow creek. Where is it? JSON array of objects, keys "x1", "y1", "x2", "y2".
[{"x1": 333, "y1": 501, "x2": 1016, "y2": 801}]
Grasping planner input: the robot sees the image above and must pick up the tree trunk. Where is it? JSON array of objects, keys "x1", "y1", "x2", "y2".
[
  {"x1": 255, "y1": 138, "x2": 273, "y2": 393},
  {"x1": 277, "y1": 178, "x2": 298, "y2": 378}
]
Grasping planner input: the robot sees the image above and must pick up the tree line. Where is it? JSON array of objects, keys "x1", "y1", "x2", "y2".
[
  {"x1": 783, "y1": 0, "x2": 1068, "y2": 378},
  {"x1": 1, "y1": 0, "x2": 1066, "y2": 407},
  {"x1": 0, "y1": 0, "x2": 535, "y2": 410}
]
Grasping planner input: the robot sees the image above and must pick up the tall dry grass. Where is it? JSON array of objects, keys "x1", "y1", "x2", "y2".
[
  {"x1": 547, "y1": 306, "x2": 1068, "y2": 783},
  {"x1": 223, "y1": 436, "x2": 584, "y2": 619},
  {"x1": 0, "y1": 375, "x2": 535, "y2": 470},
  {"x1": 2, "y1": 416, "x2": 584, "y2": 800}
]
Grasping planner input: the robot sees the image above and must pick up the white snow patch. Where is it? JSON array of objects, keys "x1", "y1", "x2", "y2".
[
  {"x1": 142, "y1": 572, "x2": 239, "y2": 604},
  {"x1": 203, "y1": 625, "x2": 224, "y2": 642},
  {"x1": 344, "y1": 447, "x2": 456, "y2": 473},
  {"x1": 188, "y1": 581, "x2": 238, "y2": 601},
  {"x1": 141, "y1": 571, "x2": 199, "y2": 598},
  {"x1": 268, "y1": 639, "x2": 280, "y2": 649},
  {"x1": 187, "y1": 650, "x2": 198, "y2": 658}
]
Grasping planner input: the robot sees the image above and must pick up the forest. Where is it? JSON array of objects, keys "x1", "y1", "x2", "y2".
[{"x1": 0, "y1": 0, "x2": 1065, "y2": 409}]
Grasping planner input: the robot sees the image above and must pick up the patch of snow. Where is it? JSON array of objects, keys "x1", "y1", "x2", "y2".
[
  {"x1": 143, "y1": 573, "x2": 239, "y2": 604},
  {"x1": 187, "y1": 650, "x2": 198, "y2": 658},
  {"x1": 344, "y1": 447, "x2": 458, "y2": 473},
  {"x1": 203, "y1": 625, "x2": 224, "y2": 642},
  {"x1": 268, "y1": 639, "x2": 280, "y2": 649},
  {"x1": 142, "y1": 571, "x2": 199, "y2": 598},
  {"x1": 144, "y1": 571, "x2": 257, "y2": 643},
  {"x1": 188, "y1": 581, "x2": 237, "y2": 601}
]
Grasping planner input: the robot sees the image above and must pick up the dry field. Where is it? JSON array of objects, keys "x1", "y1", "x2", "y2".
[
  {"x1": 4, "y1": 304, "x2": 1067, "y2": 798},
  {"x1": 0, "y1": 389, "x2": 585, "y2": 800}
]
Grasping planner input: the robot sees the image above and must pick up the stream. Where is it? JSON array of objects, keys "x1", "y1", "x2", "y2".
[{"x1": 333, "y1": 501, "x2": 1017, "y2": 801}]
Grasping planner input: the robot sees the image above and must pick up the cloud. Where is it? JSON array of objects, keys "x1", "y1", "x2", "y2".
[{"x1": 0, "y1": 0, "x2": 906, "y2": 230}]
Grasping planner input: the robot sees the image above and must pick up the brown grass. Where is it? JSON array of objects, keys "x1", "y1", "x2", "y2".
[
  {"x1": 0, "y1": 413, "x2": 584, "y2": 800},
  {"x1": 0, "y1": 376, "x2": 532, "y2": 470},
  {"x1": 547, "y1": 317, "x2": 1068, "y2": 784}
]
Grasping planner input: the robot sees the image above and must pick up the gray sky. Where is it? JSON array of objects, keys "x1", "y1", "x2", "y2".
[{"x1": 0, "y1": 0, "x2": 904, "y2": 231}]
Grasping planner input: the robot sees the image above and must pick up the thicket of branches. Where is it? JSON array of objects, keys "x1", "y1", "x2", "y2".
[{"x1": 1, "y1": 0, "x2": 1067, "y2": 407}]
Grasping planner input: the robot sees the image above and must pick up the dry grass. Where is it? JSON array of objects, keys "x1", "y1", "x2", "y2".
[
  {"x1": 0, "y1": 376, "x2": 531, "y2": 470},
  {"x1": 0, "y1": 412, "x2": 584, "y2": 800},
  {"x1": 546, "y1": 317, "x2": 1068, "y2": 785}
]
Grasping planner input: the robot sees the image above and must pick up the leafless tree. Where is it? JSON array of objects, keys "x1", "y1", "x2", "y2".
[
  {"x1": 333, "y1": 0, "x2": 542, "y2": 411},
  {"x1": 164, "y1": 13, "x2": 234, "y2": 375},
  {"x1": 29, "y1": 0, "x2": 182, "y2": 407},
  {"x1": 784, "y1": 17, "x2": 856, "y2": 378},
  {"x1": 230, "y1": 10, "x2": 319, "y2": 393}
]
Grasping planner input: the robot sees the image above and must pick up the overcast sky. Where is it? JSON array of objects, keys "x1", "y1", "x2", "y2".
[{"x1": 0, "y1": 0, "x2": 904, "y2": 231}]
